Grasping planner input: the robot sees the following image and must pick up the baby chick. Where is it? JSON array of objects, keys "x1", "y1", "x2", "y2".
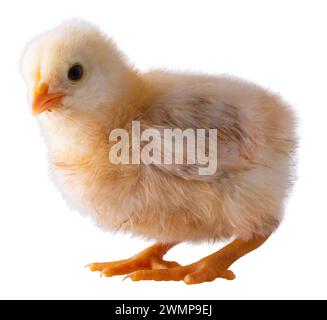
[{"x1": 21, "y1": 20, "x2": 296, "y2": 284}]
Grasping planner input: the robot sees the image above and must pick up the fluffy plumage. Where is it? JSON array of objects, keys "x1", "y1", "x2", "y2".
[{"x1": 21, "y1": 20, "x2": 297, "y2": 283}]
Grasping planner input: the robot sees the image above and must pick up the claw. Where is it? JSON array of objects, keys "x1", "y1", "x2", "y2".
[{"x1": 122, "y1": 274, "x2": 133, "y2": 281}]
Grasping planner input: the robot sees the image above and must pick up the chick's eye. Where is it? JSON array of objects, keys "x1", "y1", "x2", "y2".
[{"x1": 68, "y1": 64, "x2": 84, "y2": 81}]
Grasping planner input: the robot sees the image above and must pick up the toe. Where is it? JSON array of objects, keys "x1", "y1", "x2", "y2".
[
  {"x1": 87, "y1": 261, "x2": 126, "y2": 272},
  {"x1": 101, "y1": 260, "x2": 142, "y2": 277},
  {"x1": 151, "y1": 259, "x2": 181, "y2": 270},
  {"x1": 130, "y1": 266, "x2": 190, "y2": 281},
  {"x1": 162, "y1": 260, "x2": 181, "y2": 268},
  {"x1": 222, "y1": 270, "x2": 236, "y2": 280},
  {"x1": 184, "y1": 270, "x2": 214, "y2": 284},
  {"x1": 184, "y1": 268, "x2": 236, "y2": 284}
]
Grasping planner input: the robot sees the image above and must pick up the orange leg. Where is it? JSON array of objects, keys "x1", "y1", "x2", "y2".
[
  {"x1": 87, "y1": 242, "x2": 179, "y2": 277},
  {"x1": 128, "y1": 235, "x2": 269, "y2": 284}
]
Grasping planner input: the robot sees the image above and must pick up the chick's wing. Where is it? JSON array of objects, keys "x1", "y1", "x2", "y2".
[{"x1": 136, "y1": 89, "x2": 261, "y2": 182}]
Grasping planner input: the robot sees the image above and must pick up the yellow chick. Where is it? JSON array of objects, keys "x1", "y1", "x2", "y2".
[{"x1": 21, "y1": 20, "x2": 296, "y2": 284}]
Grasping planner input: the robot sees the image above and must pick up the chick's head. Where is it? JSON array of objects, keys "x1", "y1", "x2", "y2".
[{"x1": 21, "y1": 20, "x2": 131, "y2": 116}]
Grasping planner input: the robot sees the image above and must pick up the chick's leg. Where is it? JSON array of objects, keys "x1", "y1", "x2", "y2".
[
  {"x1": 129, "y1": 235, "x2": 269, "y2": 284},
  {"x1": 88, "y1": 243, "x2": 180, "y2": 277}
]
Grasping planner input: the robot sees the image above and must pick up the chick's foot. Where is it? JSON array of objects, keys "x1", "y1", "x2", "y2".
[
  {"x1": 87, "y1": 243, "x2": 179, "y2": 277},
  {"x1": 127, "y1": 235, "x2": 269, "y2": 284},
  {"x1": 127, "y1": 257, "x2": 235, "y2": 284}
]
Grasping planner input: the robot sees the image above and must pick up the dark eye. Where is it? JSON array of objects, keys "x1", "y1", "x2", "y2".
[{"x1": 68, "y1": 64, "x2": 84, "y2": 81}]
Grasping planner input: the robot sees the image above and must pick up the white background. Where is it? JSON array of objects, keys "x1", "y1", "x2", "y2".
[{"x1": 0, "y1": 0, "x2": 326, "y2": 300}]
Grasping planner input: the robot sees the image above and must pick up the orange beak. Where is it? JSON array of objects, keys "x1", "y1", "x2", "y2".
[{"x1": 32, "y1": 81, "x2": 65, "y2": 116}]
